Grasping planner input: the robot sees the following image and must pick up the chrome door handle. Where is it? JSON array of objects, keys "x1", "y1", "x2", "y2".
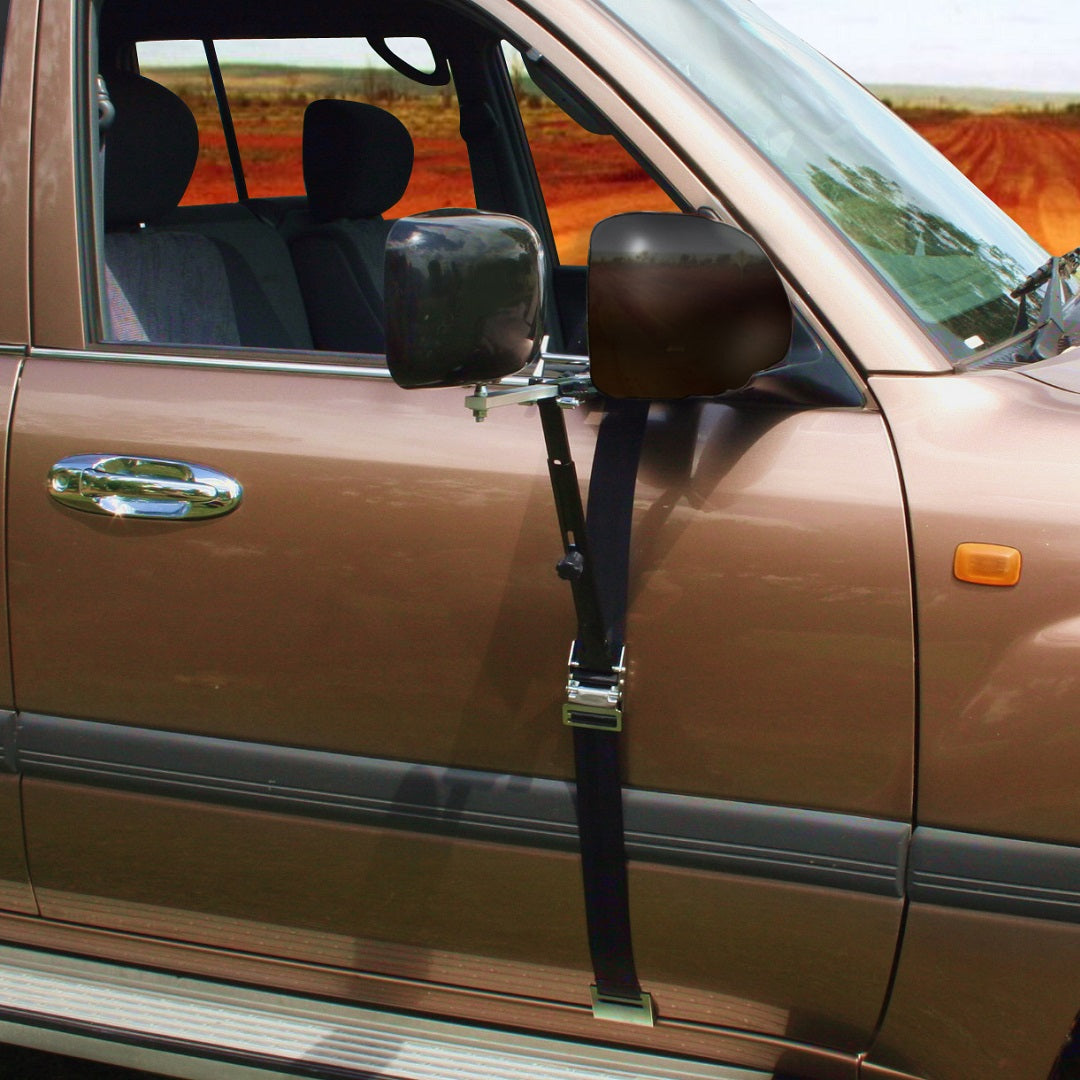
[{"x1": 48, "y1": 455, "x2": 242, "y2": 520}]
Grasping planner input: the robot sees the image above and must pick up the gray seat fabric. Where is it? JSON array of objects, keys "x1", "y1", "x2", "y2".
[
  {"x1": 103, "y1": 71, "x2": 312, "y2": 350},
  {"x1": 161, "y1": 202, "x2": 314, "y2": 349},
  {"x1": 105, "y1": 231, "x2": 240, "y2": 345},
  {"x1": 103, "y1": 72, "x2": 240, "y2": 346},
  {"x1": 289, "y1": 99, "x2": 415, "y2": 353}
]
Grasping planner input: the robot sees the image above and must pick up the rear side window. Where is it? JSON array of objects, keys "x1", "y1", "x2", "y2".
[{"x1": 137, "y1": 37, "x2": 475, "y2": 214}]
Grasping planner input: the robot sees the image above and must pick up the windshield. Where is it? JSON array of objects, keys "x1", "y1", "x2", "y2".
[{"x1": 595, "y1": 0, "x2": 1049, "y2": 362}]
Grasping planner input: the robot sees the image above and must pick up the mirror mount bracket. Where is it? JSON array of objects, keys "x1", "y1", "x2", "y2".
[
  {"x1": 464, "y1": 345, "x2": 595, "y2": 422},
  {"x1": 464, "y1": 381, "x2": 559, "y2": 422}
]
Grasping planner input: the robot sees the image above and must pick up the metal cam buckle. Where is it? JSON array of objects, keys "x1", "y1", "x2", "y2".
[
  {"x1": 563, "y1": 643, "x2": 626, "y2": 731},
  {"x1": 563, "y1": 702, "x2": 622, "y2": 731}
]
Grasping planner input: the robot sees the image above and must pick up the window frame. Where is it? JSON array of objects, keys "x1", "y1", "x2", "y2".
[{"x1": 72, "y1": 0, "x2": 871, "y2": 403}]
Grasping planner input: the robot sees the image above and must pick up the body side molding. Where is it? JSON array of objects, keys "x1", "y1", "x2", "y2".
[
  {"x1": 19, "y1": 713, "x2": 1080, "y2": 921},
  {"x1": 0, "y1": 712, "x2": 15, "y2": 773},
  {"x1": 17, "y1": 712, "x2": 908, "y2": 897},
  {"x1": 907, "y1": 827, "x2": 1080, "y2": 924}
]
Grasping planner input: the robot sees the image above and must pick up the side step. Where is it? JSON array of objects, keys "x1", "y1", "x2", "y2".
[{"x1": 0, "y1": 944, "x2": 770, "y2": 1080}]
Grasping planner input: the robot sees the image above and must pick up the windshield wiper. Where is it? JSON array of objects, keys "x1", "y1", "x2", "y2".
[{"x1": 1010, "y1": 246, "x2": 1080, "y2": 360}]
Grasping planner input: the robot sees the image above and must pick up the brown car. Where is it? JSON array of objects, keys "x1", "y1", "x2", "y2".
[{"x1": 0, "y1": 0, "x2": 1077, "y2": 1078}]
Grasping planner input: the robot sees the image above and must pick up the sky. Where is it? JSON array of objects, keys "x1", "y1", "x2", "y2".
[
  {"x1": 139, "y1": 1, "x2": 1080, "y2": 96},
  {"x1": 751, "y1": 0, "x2": 1080, "y2": 93}
]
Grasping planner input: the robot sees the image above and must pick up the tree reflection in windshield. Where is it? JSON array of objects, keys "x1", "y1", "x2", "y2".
[{"x1": 806, "y1": 159, "x2": 1028, "y2": 348}]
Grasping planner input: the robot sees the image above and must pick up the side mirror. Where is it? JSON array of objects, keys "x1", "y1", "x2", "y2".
[
  {"x1": 385, "y1": 210, "x2": 544, "y2": 389},
  {"x1": 588, "y1": 212, "x2": 792, "y2": 399}
]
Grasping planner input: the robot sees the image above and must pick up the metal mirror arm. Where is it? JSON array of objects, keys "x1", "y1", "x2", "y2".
[
  {"x1": 461, "y1": 347, "x2": 629, "y2": 719},
  {"x1": 535, "y1": 395, "x2": 615, "y2": 676},
  {"x1": 463, "y1": 347, "x2": 615, "y2": 668},
  {"x1": 464, "y1": 342, "x2": 592, "y2": 422}
]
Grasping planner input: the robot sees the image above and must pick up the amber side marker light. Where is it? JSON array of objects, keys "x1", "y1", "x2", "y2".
[{"x1": 953, "y1": 543, "x2": 1022, "y2": 586}]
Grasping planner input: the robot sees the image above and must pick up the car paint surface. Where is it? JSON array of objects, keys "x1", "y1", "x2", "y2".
[
  {"x1": 872, "y1": 368, "x2": 1080, "y2": 845},
  {"x1": 0, "y1": 0, "x2": 1077, "y2": 1079}
]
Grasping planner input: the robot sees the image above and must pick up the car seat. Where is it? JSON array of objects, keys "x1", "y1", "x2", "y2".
[
  {"x1": 289, "y1": 99, "x2": 415, "y2": 354},
  {"x1": 102, "y1": 71, "x2": 242, "y2": 345},
  {"x1": 103, "y1": 71, "x2": 314, "y2": 349}
]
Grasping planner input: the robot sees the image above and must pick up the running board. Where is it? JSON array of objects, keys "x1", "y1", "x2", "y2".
[{"x1": 0, "y1": 944, "x2": 771, "y2": 1080}]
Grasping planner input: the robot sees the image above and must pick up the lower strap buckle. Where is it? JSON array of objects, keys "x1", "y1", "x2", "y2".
[
  {"x1": 590, "y1": 986, "x2": 655, "y2": 1026},
  {"x1": 563, "y1": 702, "x2": 622, "y2": 731}
]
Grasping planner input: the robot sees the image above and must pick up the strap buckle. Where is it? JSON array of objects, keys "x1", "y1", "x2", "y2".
[
  {"x1": 590, "y1": 986, "x2": 655, "y2": 1026},
  {"x1": 563, "y1": 643, "x2": 626, "y2": 732}
]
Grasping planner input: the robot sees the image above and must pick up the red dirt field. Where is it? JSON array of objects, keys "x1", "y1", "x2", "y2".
[
  {"x1": 903, "y1": 111, "x2": 1080, "y2": 255},
  {"x1": 176, "y1": 96, "x2": 1080, "y2": 263},
  {"x1": 180, "y1": 102, "x2": 672, "y2": 263}
]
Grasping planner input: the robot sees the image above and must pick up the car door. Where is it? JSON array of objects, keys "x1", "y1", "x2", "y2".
[
  {"x1": 0, "y1": 0, "x2": 36, "y2": 918},
  {"x1": 6, "y1": 0, "x2": 915, "y2": 1069}
]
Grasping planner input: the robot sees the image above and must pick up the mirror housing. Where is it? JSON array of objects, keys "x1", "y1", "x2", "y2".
[
  {"x1": 385, "y1": 210, "x2": 544, "y2": 389},
  {"x1": 588, "y1": 212, "x2": 792, "y2": 399}
]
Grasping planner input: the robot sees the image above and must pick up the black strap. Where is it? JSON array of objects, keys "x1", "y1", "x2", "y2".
[
  {"x1": 572, "y1": 726, "x2": 639, "y2": 1003},
  {"x1": 537, "y1": 396, "x2": 650, "y2": 1015},
  {"x1": 203, "y1": 40, "x2": 249, "y2": 202},
  {"x1": 585, "y1": 400, "x2": 650, "y2": 645}
]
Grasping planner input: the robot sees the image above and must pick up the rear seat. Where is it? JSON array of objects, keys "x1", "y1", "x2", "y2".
[
  {"x1": 288, "y1": 99, "x2": 415, "y2": 354},
  {"x1": 159, "y1": 202, "x2": 313, "y2": 350},
  {"x1": 103, "y1": 71, "x2": 312, "y2": 351}
]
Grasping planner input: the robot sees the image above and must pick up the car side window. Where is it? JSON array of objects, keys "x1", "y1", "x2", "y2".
[
  {"x1": 99, "y1": 35, "x2": 475, "y2": 353},
  {"x1": 141, "y1": 38, "x2": 476, "y2": 216},
  {"x1": 498, "y1": 45, "x2": 680, "y2": 354},
  {"x1": 498, "y1": 48, "x2": 863, "y2": 402},
  {"x1": 504, "y1": 44, "x2": 677, "y2": 267},
  {"x1": 95, "y1": 14, "x2": 862, "y2": 407}
]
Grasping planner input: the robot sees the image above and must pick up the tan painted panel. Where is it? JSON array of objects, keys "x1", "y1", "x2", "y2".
[
  {"x1": 873, "y1": 370, "x2": 1080, "y2": 843},
  {"x1": 0, "y1": 777, "x2": 35, "y2": 914},
  {"x1": 10, "y1": 355, "x2": 911, "y2": 1056},
  {"x1": 867, "y1": 903, "x2": 1080, "y2": 1080},
  {"x1": 10, "y1": 360, "x2": 912, "y2": 817},
  {"x1": 31, "y1": 0, "x2": 86, "y2": 347},
  {"x1": 626, "y1": 402, "x2": 914, "y2": 818},
  {"x1": 24, "y1": 780, "x2": 900, "y2": 1056},
  {"x1": 0, "y1": 0, "x2": 36, "y2": 345},
  {"x1": 9, "y1": 359, "x2": 577, "y2": 778}
]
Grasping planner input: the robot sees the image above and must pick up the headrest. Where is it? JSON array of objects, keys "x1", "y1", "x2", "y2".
[
  {"x1": 303, "y1": 99, "x2": 414, "y2": 223},
  {"x1": 104, "y1": 72, "x2": 199, "y2": 229}
]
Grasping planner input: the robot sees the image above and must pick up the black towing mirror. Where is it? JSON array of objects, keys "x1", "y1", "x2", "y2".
[
  {"x1": 385, "y1": 210, "x2": 544, "y2": 389},
  {"x1": 588, "y1": 212, "x2": 792, "y2": 399},
  {"x1": 384, "y1": 208, "x2": 791, "y2": 402}
]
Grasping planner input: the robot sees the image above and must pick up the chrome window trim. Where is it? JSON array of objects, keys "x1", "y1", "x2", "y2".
[
  {"x1": 30, "y1": 346, "x2": 549, "y2": 386},
  {"x1": 30, "y1": 346, "x2": 401, "y2": 380},
  {"x1": 32, "y1": 290, "x2": 872, "y2": 402}
]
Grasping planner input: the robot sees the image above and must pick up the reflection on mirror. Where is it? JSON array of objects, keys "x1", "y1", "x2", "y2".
[
  {"x1": 588, "y1": 212, "x2": 792, "y2": 399},
  {"x1": 385, "y1": 210, "x2": 544, "y2": 389}
]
